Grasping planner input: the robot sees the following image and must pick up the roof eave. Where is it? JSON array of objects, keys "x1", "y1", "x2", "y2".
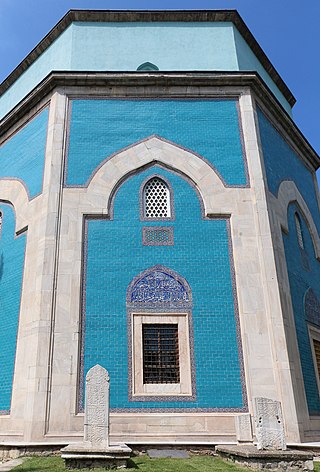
[
  {"x1": 0, "y1": 71, "x2": 315, "y2": 169},
  {"x1": 0, "y1": 9, "x2": 295, "y2": 107}
]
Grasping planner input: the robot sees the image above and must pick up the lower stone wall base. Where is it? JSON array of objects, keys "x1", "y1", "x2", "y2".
[
  {"x1": 61, "y1": 443, "x2": 132, "y2": 470},
  {"x1": 0, "y1": 445, "x2": 63, "y2": 463},
  {"x1": 216, "y1": 445, "x2": 314, "y2": 471}
]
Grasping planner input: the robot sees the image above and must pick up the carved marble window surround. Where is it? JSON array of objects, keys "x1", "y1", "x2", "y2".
[
  {"x1": 131, "y1": 312, "x2": 192, "y2": 397},
  {"x1": 308, "y1": 324, "x2": 320, "y2": 397}
]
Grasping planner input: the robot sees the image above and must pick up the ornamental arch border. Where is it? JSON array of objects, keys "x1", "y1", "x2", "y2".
[
  {"x1": 0, "y1": 178, "x2": 30, "y2": 235},
  {"x1": 84, "y1": 136, "x2": 228, "y2": 218},
  {"x1": 126, "y1": 264, "x2": 196, "y2": 404},
  {"x1": 276, "y1": 180, "x2": 320, "y2": 261},
  {"x1": 107, "y1": 162, "x2": 206, "y2": 221},
  {"x1": 126, "y1": 264, "x2": 192, "y2": 309},
  {"x1": 77, "y1": 138, "x2": 250, "y2": 412},
  {"x1": 76, "y1": 134, "x2": 233, "y2": 191}
]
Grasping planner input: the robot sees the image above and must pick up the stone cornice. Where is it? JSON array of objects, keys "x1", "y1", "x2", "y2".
[
  {"x1": 0, "y1": 71, "x2": 317, "y2": 170},
  {"x1": 0, "y1": 10, "x2": 295, "y2": 107}
]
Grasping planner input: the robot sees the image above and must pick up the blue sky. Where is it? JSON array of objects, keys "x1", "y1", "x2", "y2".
[{"x1": 0, "y1": 0, "x2": 319, "y2": 158}]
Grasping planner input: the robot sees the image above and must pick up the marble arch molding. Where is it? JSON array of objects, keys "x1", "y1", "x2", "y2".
[
  {"x1": 276, "y1": 180, "x2": 320, "y2": 260},
  {"x1": 76, "y1": 136, "x2": 251, "y2": 217},
  {"x1": 0, "y1": 179, "x2": 30, "y2": 234}
]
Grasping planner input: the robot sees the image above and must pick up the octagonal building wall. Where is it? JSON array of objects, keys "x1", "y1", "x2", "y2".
[
  {"x1": 0, "y1": 10, "x2": 319, "y2": 447},
  {"x1": 0, "y1": 10, "x2": 294, "y2": 120}
]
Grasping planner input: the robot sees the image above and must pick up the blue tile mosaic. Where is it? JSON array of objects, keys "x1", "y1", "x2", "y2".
[
  {"x1": 81, "y1": 166, "x2": 245, "y2": 411},
  {"x1": 0, "y1": 204, "x2": 26, "y2": 413},
  {"x1": 66, "y1": 99, "x2": 247, "y2": 187},
  {"x1": 128, "y1": 266, "x2": 189, "y2": 306},
  {"x1": 257, "y1": 108, "x2": 320, "y2": 233},
  {"x1": 283, "y1": 203, "x2": 320, "y2": 415},
  {"x1": 142, "y1": 227, "x2": 174, "y2": 246},
  {"x1": 0, "y1": 108, "x2": 48, "y2": 198}
]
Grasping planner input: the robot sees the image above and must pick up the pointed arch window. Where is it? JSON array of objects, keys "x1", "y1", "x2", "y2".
[
  {"x1": 127, "y1": 266, "x2": 195, "y2": 400},
  {"x1": 142, "y1": 176, "x2": 173, "y2": 220},
  {"x1": 305, "y1": 290, "x2": 320, "y2": 395},
  {"x1": 294, "y1": 212, "x2": 310, "y2": 270},
  {"x1": 295, "y1": 212, "x2": 304, "y2": 249}
]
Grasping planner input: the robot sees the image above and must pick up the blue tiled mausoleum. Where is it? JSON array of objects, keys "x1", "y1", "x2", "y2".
[{"x1": 0, "y1": 9, "x2": 320, "y2": 447}]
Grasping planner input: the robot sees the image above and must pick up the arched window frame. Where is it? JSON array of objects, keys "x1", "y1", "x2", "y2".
[
  {"x1": 140, "y1": 174, "x2": 175, "y2": 221},
  {"x1": 294, "y1": 211, "x2": 310, "y2": 270},
  {"x1": 304, "y1": 289, "x2": 320, "y2": 395},
  {"x1": 127, "y1": 265, "x2": 196, "y2": 402}
]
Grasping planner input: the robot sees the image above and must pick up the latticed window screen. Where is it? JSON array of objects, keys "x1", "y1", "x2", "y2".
[
  {"x1": 143, "y1": 178, "x2": 170, "y2": 218},
  {"x1": 295, "y1": 213, "x2": 304, "y2": 249},
  {"x1": 142, "y1": 324, "x2": 180, "y2": 384},
  {"x1": 313, "y1": 339, "x2": 320, "y2": 380},
  {"x1": 142, "y1": 226, "x2": 174, "y2": 246}
]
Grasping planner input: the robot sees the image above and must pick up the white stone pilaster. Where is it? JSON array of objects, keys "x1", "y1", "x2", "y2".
[
  {"x1": 238, "y1": 91, "x2": 302, "y2": 442},
  {"x1": 8, "y1": 91, "x2": 68, "y2": 441}
]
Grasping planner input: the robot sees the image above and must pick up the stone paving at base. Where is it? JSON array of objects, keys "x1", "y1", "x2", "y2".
[
  {"x1": 147, "y1": 449, "x2": 190, "y2": 459},
  {"x1": 0, "y1": 458, "x2": 23, "y2": 471},
  {"x1": 216, "y1": 445, "x2": 314, "y2": 471}
]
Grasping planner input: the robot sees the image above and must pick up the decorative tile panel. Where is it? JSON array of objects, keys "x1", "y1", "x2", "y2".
[
  {"x1": 283, "y1": 203, "x2": 320, "y2": 415},
  {"x1": 305, "y1": 289, "x2": 320, "y2": 327},
  {"x1": 127, "y1": 265, "x2": 191, "y2": 308},
  {"x1": 0, "y1": 108, "x2": 48, "y2": 198},
  {"x1": 142, "y1": 227, "x2": 174, "y2": 246},
  {"x1": 0, "y1": 204, "x2": 26, "y2": 414},
  {"x1": 257, "y1": 108, "x2": 320, "y2": 233},
  {"x1": 66, "y1": 99, "x2": 248, "y2": 187},
  {"x1": 80, "y1": 166, "x2": 246, "y2": 412}
]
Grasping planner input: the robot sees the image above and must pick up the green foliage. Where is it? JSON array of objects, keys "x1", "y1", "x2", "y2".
[
  {"x1": 130, "y1": 455, "x2": 248, "y2": 471},
  {"x1": 13, "y1": 455, "x2": 250, "y2": 471}
]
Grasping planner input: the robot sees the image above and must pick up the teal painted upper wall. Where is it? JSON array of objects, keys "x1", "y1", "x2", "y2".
[
  {"x1": 0, "y1": 21, "x2": 292, "y2": 119},
  {"x1": 0, "y1": 25, "x2": 73, "y2": 120},
  {"x1": 70, "y1": 22, "x2": 238, "y2": 71},
  {"x1": 232, "y1": 27, "x2": 290, "y2": 113}
]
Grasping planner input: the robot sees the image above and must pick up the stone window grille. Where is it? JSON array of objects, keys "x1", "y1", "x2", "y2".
[
  {"x1": 295, "y1": 212, "x2": 304, "y2": 249},
  {"x1": 127, "y1": 266, "x2": 195, "y2": 399},
  {"x1": 142, "y1": 324, "x2": 180, "y2": 384},
  {"x1": 143, "y1": 177, "x2": 171, "y2": 219},
  {"x1": 313, "y1": 339, "x2": 320, "y2": 380},
  {"x1": 309, "y1": 325, "x2": 320, "y2": 394}
]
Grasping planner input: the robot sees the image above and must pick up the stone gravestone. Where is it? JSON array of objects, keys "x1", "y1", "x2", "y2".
[
  {"x1": 235, "y1": 413, "x2": 253, "y2": 443},
  {"x1": 253, "y1": 397, "x2": 286, "y2": 450},
  {"x1": 84, "y1": 364, "x2": 110, "y2": 447},
  {"x1": 61, "y1": 365, "x2": 131, "y2": 469}
]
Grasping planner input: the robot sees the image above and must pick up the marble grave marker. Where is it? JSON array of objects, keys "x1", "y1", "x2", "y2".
[
  {"x1": 61, "y1": 365, "x2": 131, "y2": 469},
  {"x1": 253, "y1": 397, "x2": 286, "y2": 450},
  {"x1": 84, "y1": 364, "x2": 110, "y2": 447}
]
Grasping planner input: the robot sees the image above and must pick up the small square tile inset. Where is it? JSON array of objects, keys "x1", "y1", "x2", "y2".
[{"x1": 142, "y1": 226, "x2": 174, "y2": 246}]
